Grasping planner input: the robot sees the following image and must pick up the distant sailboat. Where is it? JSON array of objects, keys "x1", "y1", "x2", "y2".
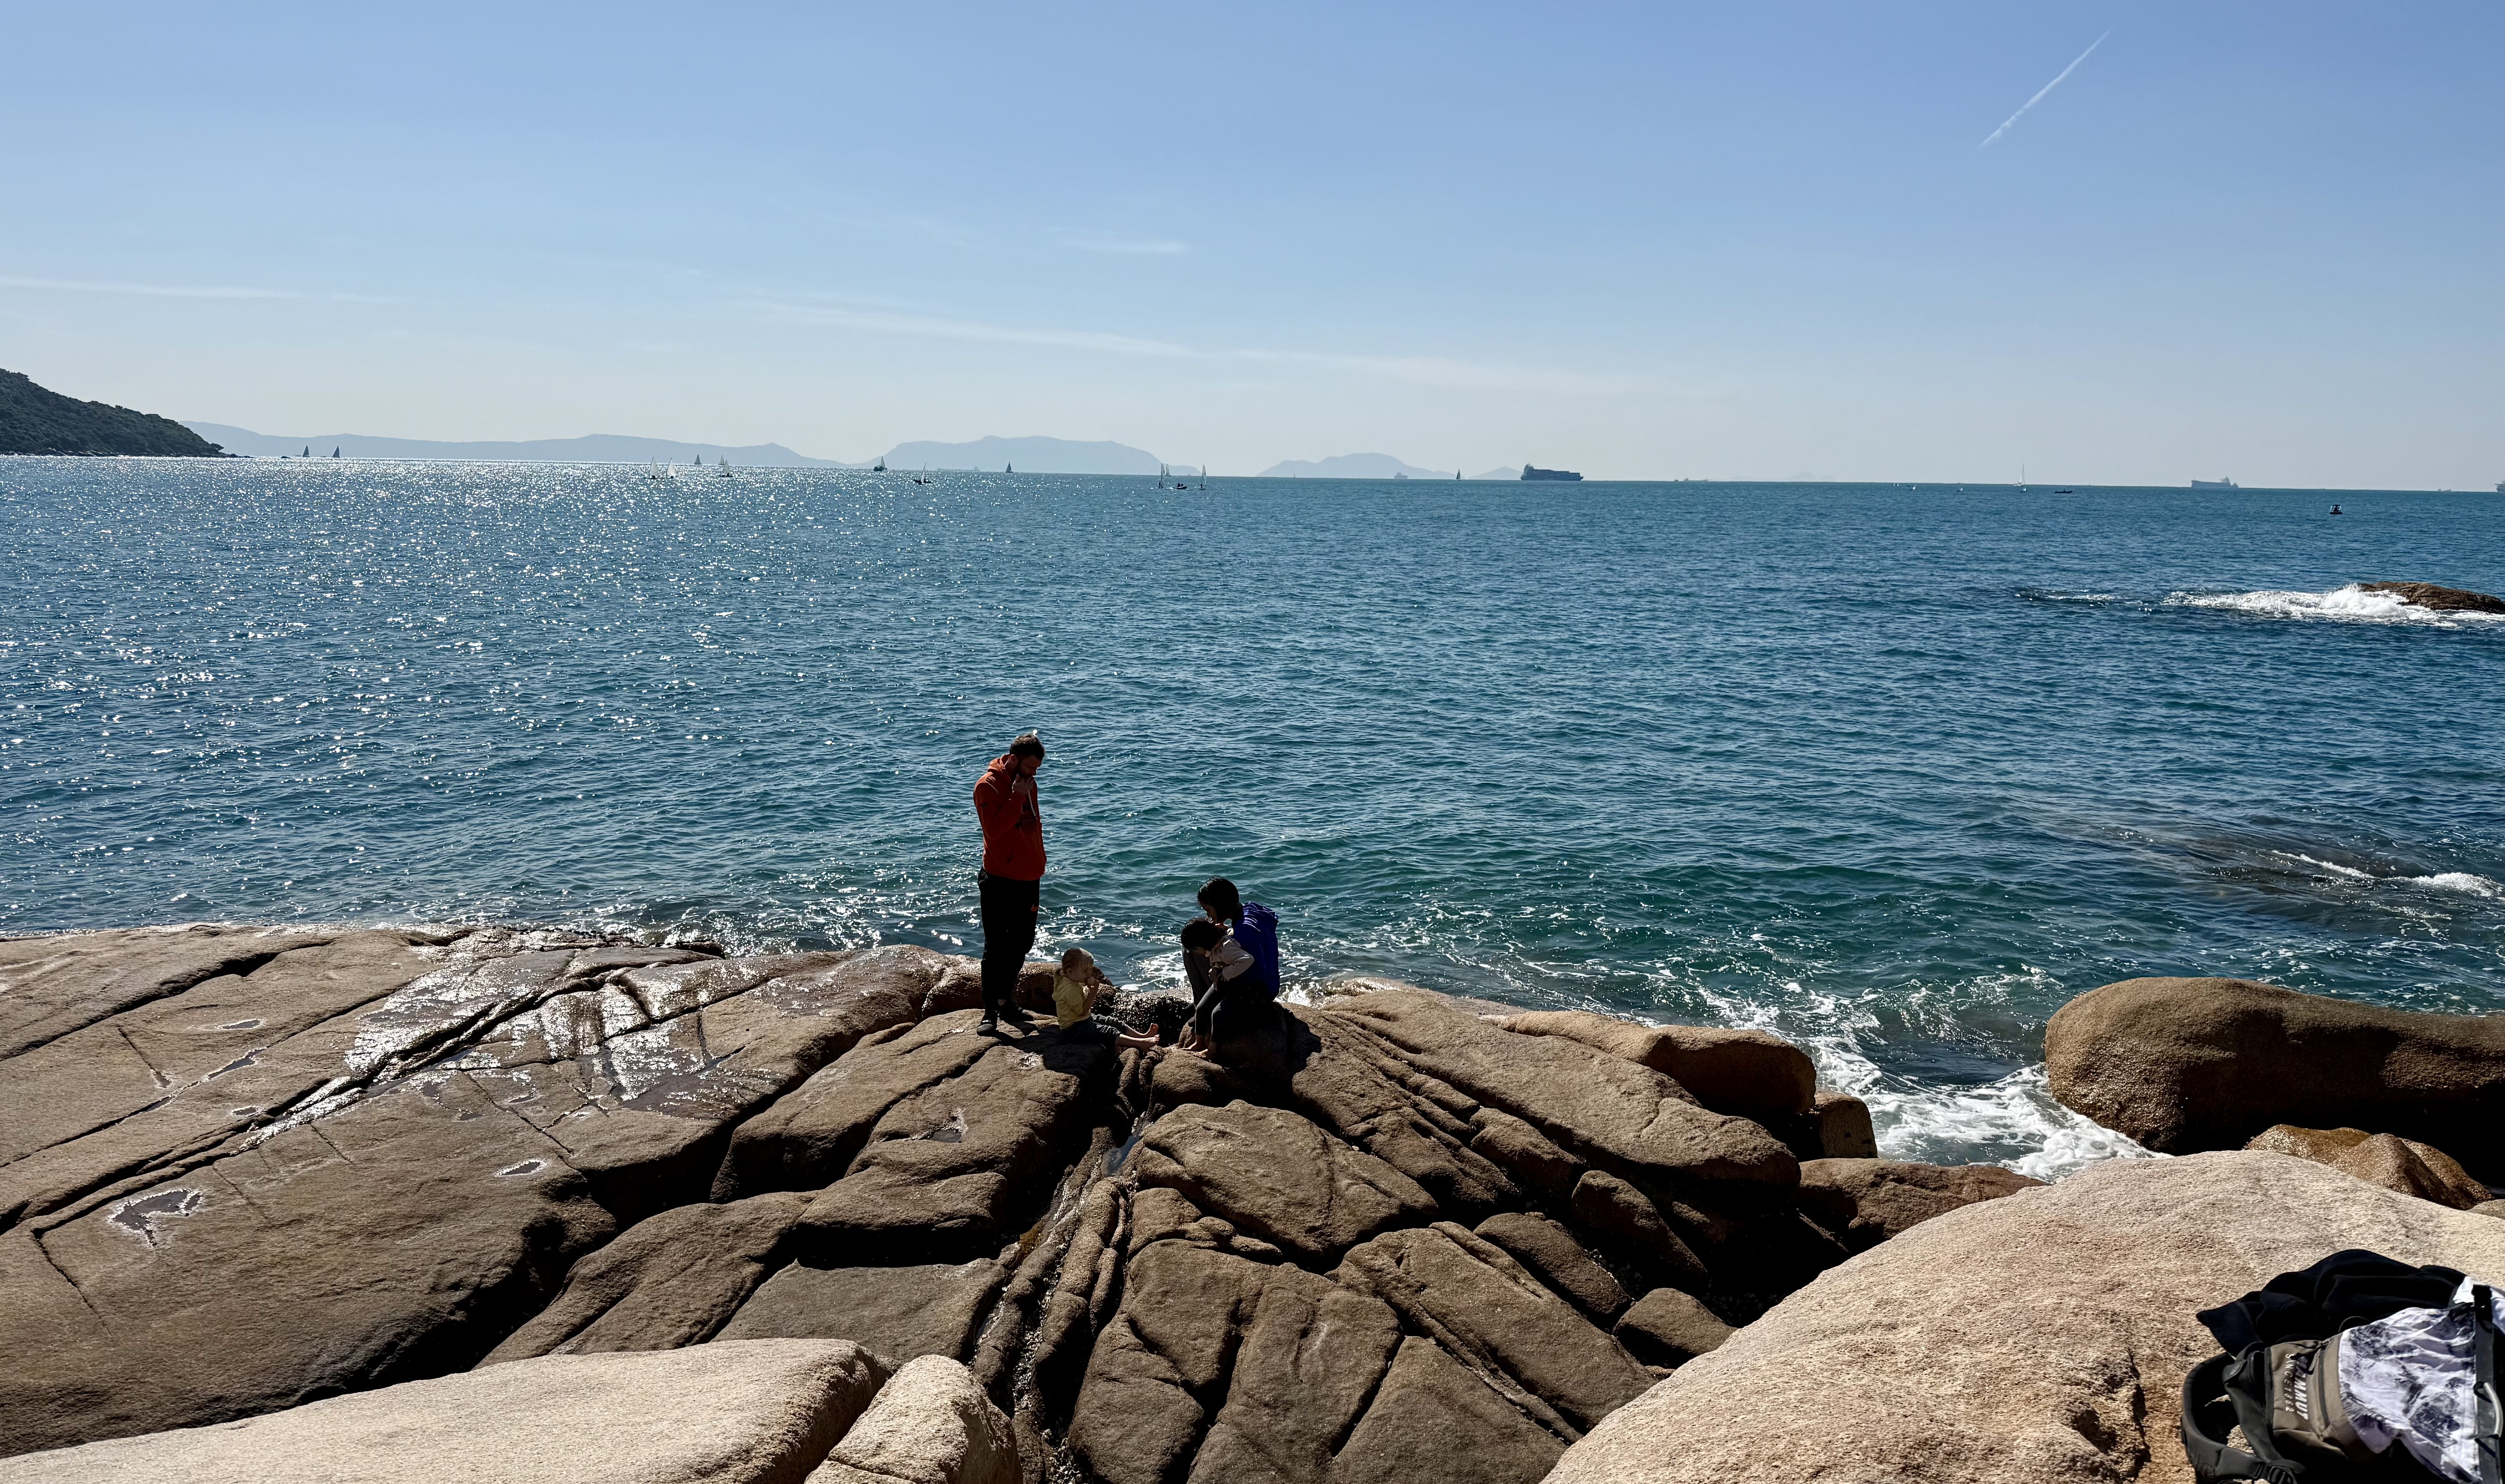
[
  {"x1": 302, "y1": 446, "x2": 311, "y2": 457},
  {"x1": 331, "y1": 447, "x2": 340, "y2": 459},
  {"x1": 716, "y1": 456, "x2": 734, "y2": 478}
]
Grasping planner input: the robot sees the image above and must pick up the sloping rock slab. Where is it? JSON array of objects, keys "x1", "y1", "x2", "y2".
[
  {"x1": 0, "y1": 1338, "x2": 888, "y2": 1484},
  {"x1": 1130, "y1": 1099, "x2": 1438, "y2": 1264},
  {"x1": 1547, "y1": 1151, "x2": 2505, "y2": 1484},
  {"x1": 483, "y1": 1194, "x2": 812, "y2": 1363},
  {"x1": 2044, "y1": 976, "x2": 2505, "y2": 1174},
  {"x1": 718, "y1": 1258, "x2": 1009, "y2": 1366},
  {"x1": 1494, "y1": 1009, "x2": 1816, "y2": 1123}
]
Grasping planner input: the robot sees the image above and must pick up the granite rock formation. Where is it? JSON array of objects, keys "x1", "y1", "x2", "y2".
[
  {"x1": 2357, "y1": 581, "x2": 2505, "y2": 614},
  {"x1": 2242, "y1": 1124, "x2": 2494, "y2": 1210},
  {"x1": 2044, "y1": 976, "x2": 2505, "y2": 1176},
  {"x1": 1546, "y1": 1151, "x2": 2505, "y2": 1484},
  {"x1": 0, "y1": 924, "x2": 2040, "y2": 1481}
]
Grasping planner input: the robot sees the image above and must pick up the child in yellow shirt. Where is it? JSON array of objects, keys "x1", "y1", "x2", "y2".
[{"x1": 1051, "y1": 948, "x2": 1158, "y2": 1049}]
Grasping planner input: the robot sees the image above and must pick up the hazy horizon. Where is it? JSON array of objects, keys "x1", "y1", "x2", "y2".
[{"x1": 4, "y1": 3, "x2": 2498, "y2": 489}]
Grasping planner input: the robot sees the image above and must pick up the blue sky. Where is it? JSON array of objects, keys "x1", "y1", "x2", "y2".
[{"x1": 3, "y1": 2, "x2": 2497, "y2": 486}]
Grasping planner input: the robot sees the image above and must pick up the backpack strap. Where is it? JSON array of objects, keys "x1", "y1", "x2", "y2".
[
  {"x1": 2182, "y1": 1352, "x2": 2299, "y2": 1482},
  {"x1": 2473, "y1": 1285, "x2": 2502, "y2": 1484}
]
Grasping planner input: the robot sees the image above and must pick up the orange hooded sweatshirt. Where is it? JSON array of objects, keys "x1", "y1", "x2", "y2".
[{"x1": 973, "y1": 755, "x2": 1046, "y2": 881}]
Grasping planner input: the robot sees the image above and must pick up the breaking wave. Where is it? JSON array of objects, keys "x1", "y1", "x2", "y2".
[{"x1": 2172, "y1": 584, "x2": 2505, "y2": 627}]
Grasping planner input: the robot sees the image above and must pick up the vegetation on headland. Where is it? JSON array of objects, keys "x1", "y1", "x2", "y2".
[{"x1": 0, "y1": 368, "x2": 226, "y2": 456}]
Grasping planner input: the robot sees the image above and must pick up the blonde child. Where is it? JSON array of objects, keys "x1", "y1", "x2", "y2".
[{"x1": 1051, "y1": 948, "x2": 1158, "y2": 1050}]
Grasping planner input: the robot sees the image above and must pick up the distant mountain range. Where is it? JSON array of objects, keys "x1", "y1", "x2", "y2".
[
  {"x1": 1259, "y1": 453, "x2": 1459, "y2": 480},
  {"x1": 879, "y1": 436, "x2": 1189, "y2": 475},
  {"x1": 4, "y1": 369, "x2": 224, "y2": 457},
  {"x1": 186, "y1": 424, "x2": 852, "y2": 467}
]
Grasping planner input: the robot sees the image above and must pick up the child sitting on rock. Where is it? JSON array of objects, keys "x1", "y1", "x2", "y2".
[
  {"x1": 1175, "y1": 917, "x2": 1260, "y2": 1056},
  {"x1": 1051, "y1": 948, "x2": 1158, "y2": 1050}
]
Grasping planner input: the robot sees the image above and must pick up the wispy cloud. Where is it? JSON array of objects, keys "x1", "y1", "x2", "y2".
[
  {"x1": 0, "y1": 274, "x2": 299, "y2": 300},
  {"x1": 746, "y1": 297, "x2": 1655, "y2": 395},
  {"x1": 1980, "y1": 30, "x2": 2111, "y2": 149},
  {"x1": 1062, "y1": 234, "x2": 1189, "y2": 256}
]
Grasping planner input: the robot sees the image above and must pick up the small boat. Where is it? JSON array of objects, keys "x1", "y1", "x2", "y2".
[
  {"x1": 331, "y1": 447, "x2": 340, "y2": 459},
  {"x1": 301, "y1": 446, "x2": 311, "y2": 457},
  {"x1": 2053, "y1": 488, "x2": 2073, "y2": 494},
  {"x1": 1005, "y1": 463, "x2": 1013, "y2": 474},
  {"x1": 716, "y1": 457, "x2": 734, "y2": 478},
  {"x1": 2191, "y1": 477, "x2": 2238, "y2": 490},
  {"x1": 873, "y1": 460, "x2": 886, "y2": 472}
]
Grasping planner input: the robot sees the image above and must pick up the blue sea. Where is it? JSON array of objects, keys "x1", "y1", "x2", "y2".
[{"x1": 5, "y1": 461, "x2": 2500, "y2": 1175}]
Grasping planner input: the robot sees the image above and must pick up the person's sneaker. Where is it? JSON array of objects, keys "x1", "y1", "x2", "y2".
[
  {"x1": 977, "y1": 1014, "x2": 999, "y2": 1035},
  {"x1": 996, "y1": 1002, "x2": 1034, "y2": 1025}
]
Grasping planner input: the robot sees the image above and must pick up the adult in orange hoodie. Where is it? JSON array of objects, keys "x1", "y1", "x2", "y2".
[{"x1": 972, "y1": 731, "x2": 1047, "y2": 1031}]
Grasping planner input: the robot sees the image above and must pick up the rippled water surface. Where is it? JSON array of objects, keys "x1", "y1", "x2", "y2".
[{"x1": 6, "y1": 461, "x2": 2500, "y2": 1173}]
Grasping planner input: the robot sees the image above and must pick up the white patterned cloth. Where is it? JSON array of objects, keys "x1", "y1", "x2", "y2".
[{"x1": 2337, "y1": 1277, "x2": 2502, "y2": 1484}]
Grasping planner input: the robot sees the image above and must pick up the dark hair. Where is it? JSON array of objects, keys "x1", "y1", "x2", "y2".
[
  {"x1": 1197, "y1": 877, "x2": 1241, "y2": 917},
  {"x1": 1179, "y1": 918, "x2": 1223, "y2": 950},
  {"x1": 1008, "y1": 731, "x2": 1046, "y2": 760}
]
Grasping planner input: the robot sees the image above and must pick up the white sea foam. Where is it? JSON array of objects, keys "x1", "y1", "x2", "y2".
[
  {"x1": 2174, "y1": 584, "x2": 2505, "y2": 627},
  {"x1": 2271, "y1": 852, "x2": 2502, "y2": 898},
  {"x1": 1684, "y1": 976, "x2": 2158, "y2": 1182}
]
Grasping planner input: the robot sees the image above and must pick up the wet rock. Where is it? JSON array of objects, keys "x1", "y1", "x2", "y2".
[
  {"x1": 1129, "y1": 1100, "x2": 1438, "y2": 1264},
  {"x1": 1494, "y1": 1009, "x2": 1817, "y2": 1122},
  {"x1": 795, "y1": 1024, "x2": 1113, "y2": 1262},
  {"x1": 484, "y1": 1193, "x2": 810, "y2": 1362},
  {"x1": 1795, "y1": 1158, "x2": 2043, "y2": 1252},
  {"x1": 1325, "y1": 990, "x2": 1798, "y2": 1196},
  {"x1": 717, "y1": 1258, "x2": 1009, "y2": 1366},
  {"x1": 2044, "y1": 976, "x2": 2505, "y2": 1176},
  {"x1": 1334, "y1": 1221, "x2": 1653, "y2": 1437},
  {"x1": 1473, "y1": 1211, "x2": 1630, "y2": 1324},
  {"x1": 1809, "y1": 1089, "x2": 1878, "y2": 1158},
  {"x1": 1330, "y1": 1336, "x2": 1564, "y2": 1484},
  {"x1": 0, "y1": 1338, "x2": 889, "y2": 1484},
  {"x1": 808, "y1": 1353, "x2": 1018, "y2": 1484},
  {"x1": 1546, "y1": 1151, "x2": 2505, "y2": 1484},
  {"x1": 1567, "y1": 1170, "x2": 1708, "y2": 1290},
  {"x1": 2245, "y1": 1125, "x2": 2494, "y2": 1210},
  {"x1": 1611, "y1": 1287, "x2": 1733, "y2": 1369},
  {"x1": 2358, "y1": 580, "x2": 2505, "y2": 614}
]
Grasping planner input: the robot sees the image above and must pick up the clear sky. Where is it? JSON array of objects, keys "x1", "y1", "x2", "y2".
[{"x1": 4, "y1": 2, "x2": 2497, "y2": 486}]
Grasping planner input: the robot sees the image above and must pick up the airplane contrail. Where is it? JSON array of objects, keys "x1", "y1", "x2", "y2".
[{"x1": 1980, "y1": 30, "x2": 2111, "y2": 148}]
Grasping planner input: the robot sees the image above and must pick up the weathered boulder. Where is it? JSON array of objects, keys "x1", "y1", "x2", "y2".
[
  {"x1": 1796, "y1": 1158, "x2": 2044, "y2": 1252},
  {"x1": 1566, "y1": 1170, "x2": 1708, "y2": 1288},
  {"x1": 2044, "y1": 976, "x2": 2505, "y2": 1175},
  {"x1": 1547, "y1": 1151, "x2": 2505, "y2": 1484},
  {"x1": 1325, "y1": 990, "x2": 1799, "y2": 1195},
  {"x1": 1612, "y1": 1287, "x2": 1733, "y2": 1369},
  {"x1": 1810, "y1": 1089, "x2": 1879, "y2": 1158},
  {"x1": 0, "y1": 1338, "x2": 889, "y2": 1484},
  {"x1": 1331, "y1": 1336, "x2": 1565, "y2": 1484},
  {"x1": 1495, "y1": 1009, "x2": 1817, "y2": 1122},
  {"x1": 717, "y1": 1258, "x2": 1009, "y2": 1365},
  {"x1": 2244, "y1": 1125, "x2": 2493, "y2": 1210},
  {"x1": 483, "y1": 1194, "x2": 811, "y2": 1363},
  {"x1": 1474, "y1": 1211, "x2": 1631, "y2": 1324},
  {"x1": 807, "y1": 1354, "x2": 1017, "y2": 1484},
  {"x1": 2358, "y1": 580, "x2": 2505, "y2": 614},
  {"x1": 794, "y1": 1021, "x2": 1113, "y2": 1261},
  {"x1": 1129, "y1": 1099, "x2": 1438, "y2": 1263},
  {"x1": 1334, "y1": 1221, "x2": 1654, "y2": 1437}
]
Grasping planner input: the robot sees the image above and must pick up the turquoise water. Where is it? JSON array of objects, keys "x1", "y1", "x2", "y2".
[{"x1": 5, "y1": 461, "x2": 2500, "y2": 1173}]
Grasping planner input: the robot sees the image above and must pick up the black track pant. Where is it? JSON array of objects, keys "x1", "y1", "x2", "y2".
[{"x1": 978, "y1": 871, "x2": 1040, "y2": 1013}]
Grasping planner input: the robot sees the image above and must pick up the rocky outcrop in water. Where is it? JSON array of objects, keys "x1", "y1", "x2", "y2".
[
  {"x1": 0, "y1": 369, "x2": 227, "y2": 457},
  {"x1": 1544, "y1": 1151, "x2": 2505, "y2": 1484},
  {"x1": 2044, "y1": 975, "x2": 2505, "y2": 1177},
  {"x1": 0, "y1": 923, "x2": 2037, "y2": 1481},
  {"x1": 2358, "y1": 581, "x2": 2505, "y2": 614}
]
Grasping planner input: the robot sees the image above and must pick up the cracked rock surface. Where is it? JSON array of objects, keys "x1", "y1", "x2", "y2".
[{"x1": 1, "y1": 925, "x2": 2015, "y2": 1482}]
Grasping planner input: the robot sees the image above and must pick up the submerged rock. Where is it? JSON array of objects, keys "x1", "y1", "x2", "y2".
[
  {"x1": 2044, "y1": 975, "x2": 2505, "y2": 1176},
  {"x1": 1547, "y1": 1151, "x2": 2505, "y2": 1484},
  {"x1": 2358, "y1": 580, "x2": 2505, "y2": 614}
]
